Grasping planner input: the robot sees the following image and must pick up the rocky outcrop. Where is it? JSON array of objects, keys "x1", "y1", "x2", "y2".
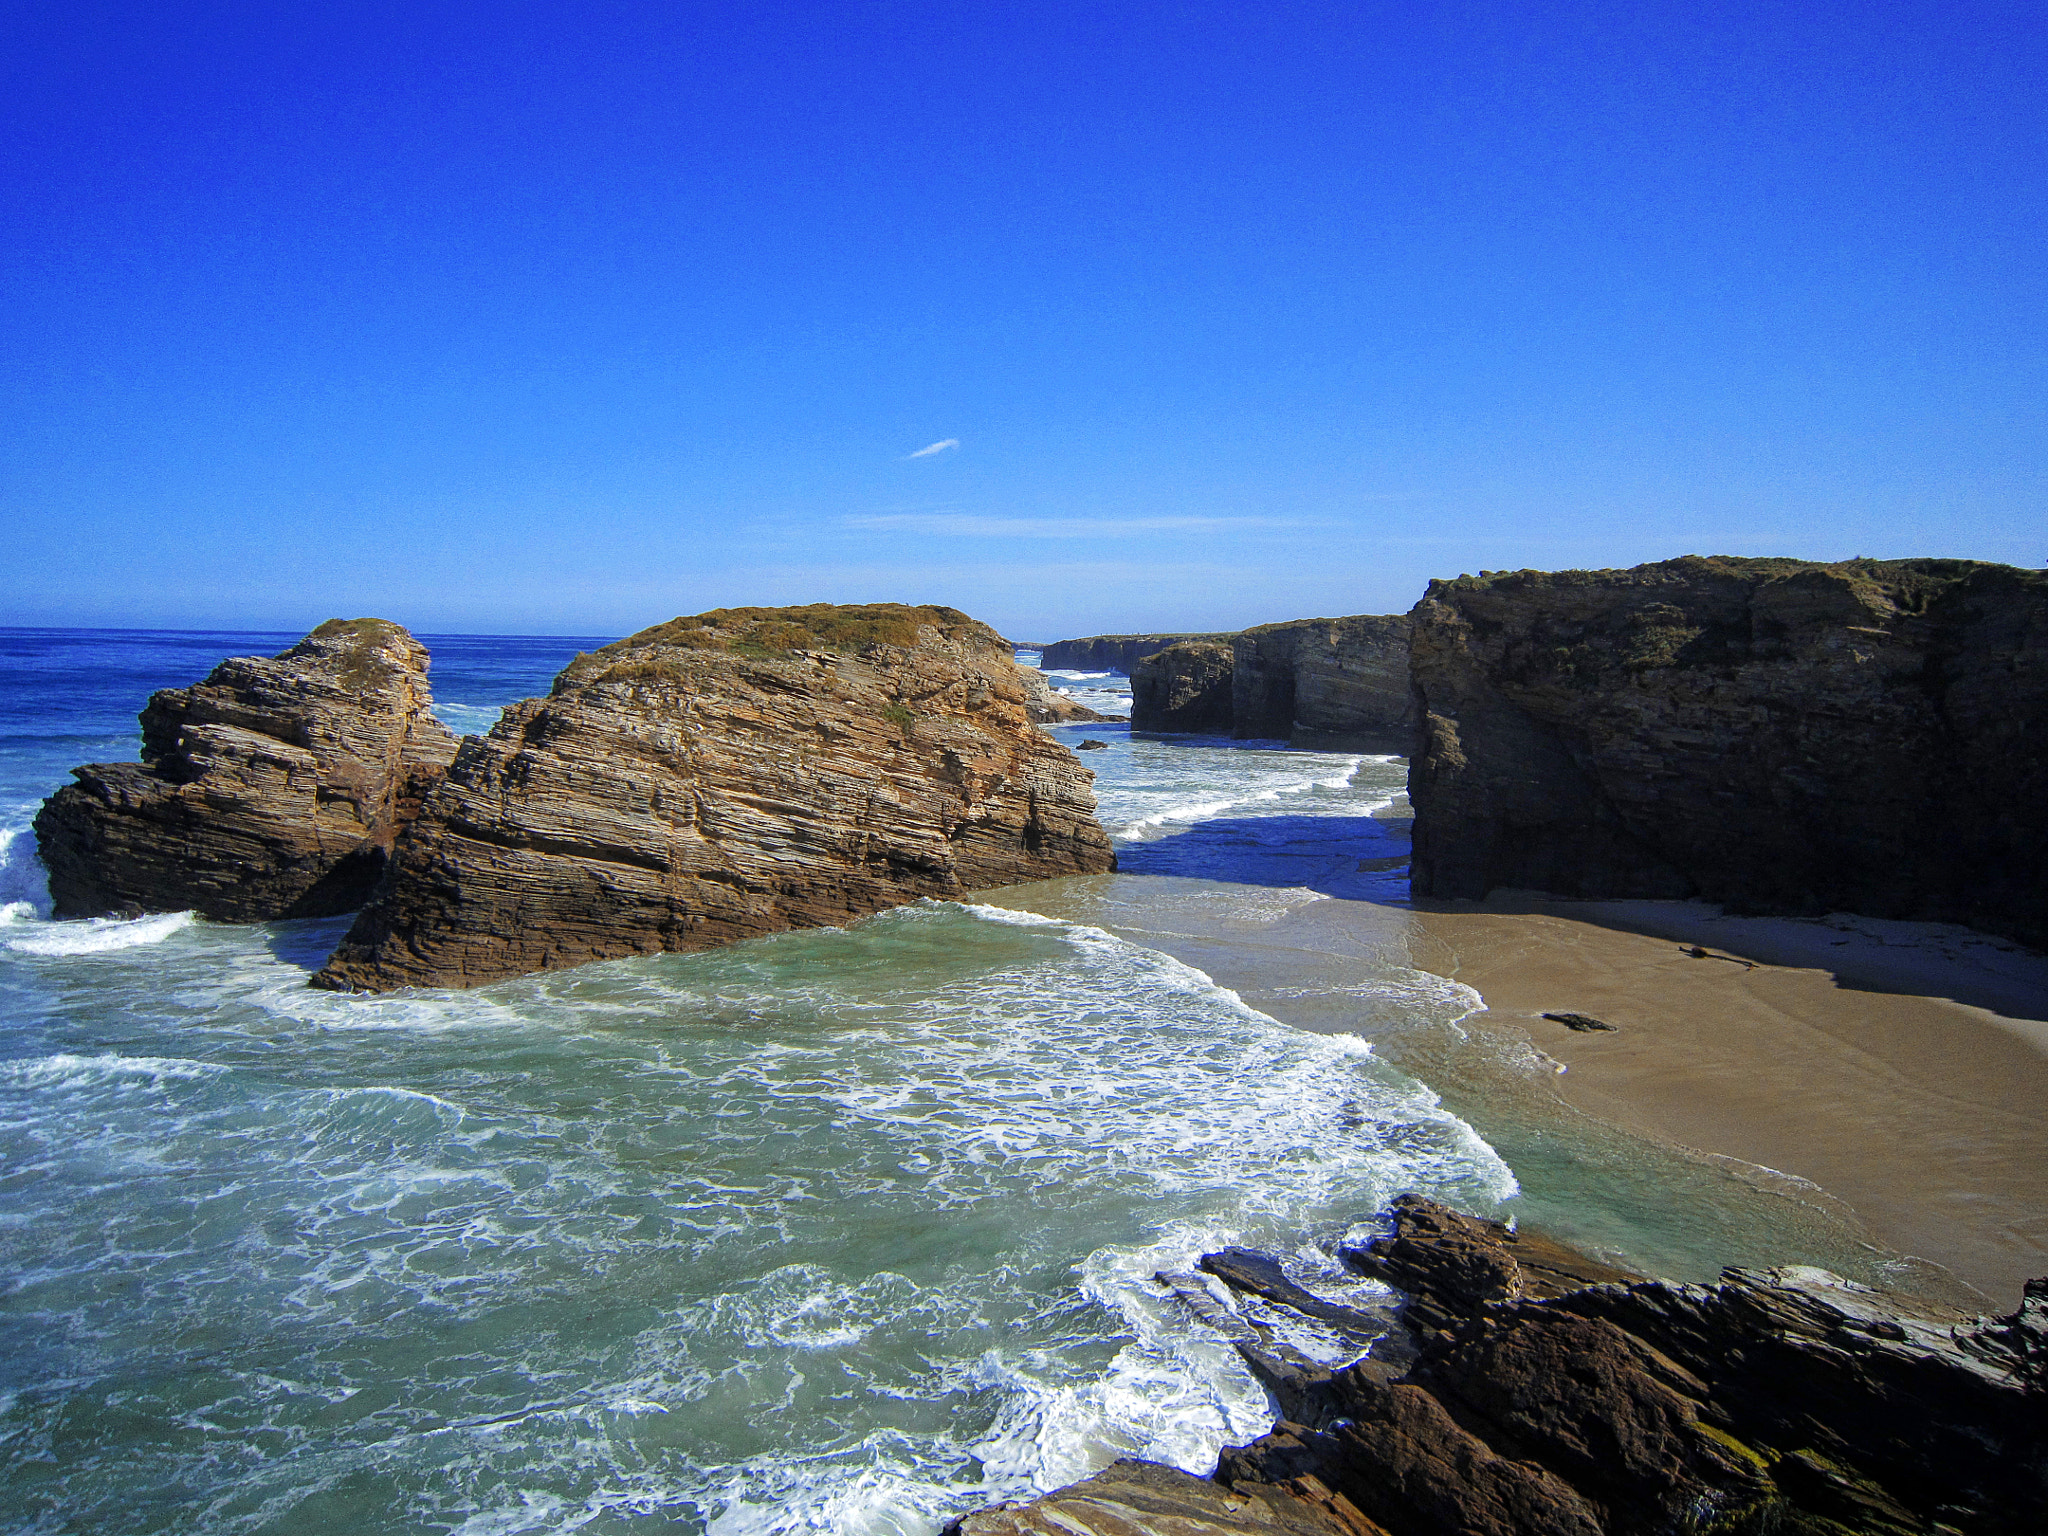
[
  {"x1": 1408, "y1": 557, "x2": 2048, "y2": 947},
  {"x1": 1018, "y1": 664, "x2": 1119, "y2": 724},
  {"x1": 1133, "y1": 641, "x2": 1236, "y2": 732},
  {"x1": 1234, "y1": 617, "x2": 1412, "y2": 751},
  {"x1": 958, "y1": 1194, "x2": 2048, "y2": 1535},
  {"x1": 1041, "y1": 632, "x2": 1236, "y2": 674},
  {"x1": 312, "y1": 604, "x2": 1116, "y2": 992},
  {"x1": 1113, "y1": 617, "x2": 1414, "y2": 745},
  {"x1": 34, "y1": 620, "x2": 457, "y2": 921}
]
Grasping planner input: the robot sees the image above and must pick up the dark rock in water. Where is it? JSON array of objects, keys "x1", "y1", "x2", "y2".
[
  {"x1": 1076, "y1": 738, "x2": 1109, "y2": 750},
  {"x1": 1408, "y1": 556, "x2": 2048, "y2": 949},
  {"x1": 1199, "y1": 1247, "x2": 1392, "y2": 1341},
  {"x1": 1542, "y1": 1011, "x2": 1617, "y2": 1032},
  {"x1": 954, "y1": 1193, "x2": 2047, "y2": 1535},
  {"x1": 1233, "y1": 615, "x2": 1413, "y2": 752},
  {"x1": 1132, "y1": 641, "x2": 1236, "y2": 732},
  {"x1": 34, "y1": 619, "x2": 458, "y2": 921},
  {"x1": 1040, "y1": 631, "x2": 1237, "y2": 674},
  {"x1": 312, "y1": 604, "x2": 1116, "y2": 993}
]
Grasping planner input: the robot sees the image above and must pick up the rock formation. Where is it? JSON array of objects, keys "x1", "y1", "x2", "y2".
[
  {"x1": 1233, "y1": 616, "x2": 1412, "y2": 751},
  {"x1": 1041, "y1": 632, "x2": 1237, "y2": 674},
  {"x1": 1018, "y1": 664, "x2": 1119, "y2": 724},
  {"x1": 1407, "y1": 557, "x2": 2048, "y2": 947},
  {"x1": 1116, "y1": 616, "x2": 1414, "y2": 747},
  {"x1": 312, "y1": 604, "x2": 1117, "y2": 992},
  {"x1": 951, "y1": 1194, "x2": 2048, "y2": 1536},
  {"x1": 34, "y1": 620, "x2": 458, "y2": 921},
  {"x1": 1132, "y1": 641, "x2": 1236, "y2": 732}
]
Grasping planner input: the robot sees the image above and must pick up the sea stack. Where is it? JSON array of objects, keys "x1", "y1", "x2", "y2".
[
  {"x1": 34, "y1": 619, "x2": 459, "y2": 921},
  {"x1": 1131, "y1": 640, "x2": 1235, "y2": 732},
  {"x1": 1121, "y1": 614, "x2": 1413, "y2": 747},
  {"x1": 1231, "y1": 614, "x2": 1412, "y2": 750},
  {"x1": 312, "y1": 603, "x2": 1117, "y2": 992},
  {"x1": 1408, "y1": 556, "x2": 2048, "y2": 945}
]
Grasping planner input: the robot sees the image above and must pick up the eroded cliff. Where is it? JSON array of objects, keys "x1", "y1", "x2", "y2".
[
  {"x1": 1041, "y1": 631, "x2": 1236, "y2": 673},
  {"x1": 34, "y1": 619, "x2": 458, "y2": 921},
  {"x1": 1233, "y1": 616, "x2": 1412, "y2": 750},
  {"x1": 1132, "y1": 641, "x2": 1235, "y2": 732},
  {"x1": 1408, "y1": 557, "x2": 2048, "y2": 947},
  {"x1": 1119, "y1": 615, "x2": 1413, "y2": 747},
  {"x1": 312, "y1": 603, "x2": 1116, "y2": 992}
]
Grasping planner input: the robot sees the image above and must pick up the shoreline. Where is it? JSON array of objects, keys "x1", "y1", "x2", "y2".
[{"x1": 990, "y1": 863, "x2": 2048, "y2": 1309}]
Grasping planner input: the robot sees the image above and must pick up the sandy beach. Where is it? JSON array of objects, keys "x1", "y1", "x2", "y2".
[
  {"x1": 993, "y1": 861, "x2": 2048, "y2": 1311},
  {"x1": 1404, "y1": 895, "x2": 2048, "y2": 1309}
]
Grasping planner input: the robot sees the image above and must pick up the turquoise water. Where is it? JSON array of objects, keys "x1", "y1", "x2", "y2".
[{"x1": 0, "y1": 633, "x2": 1513, "y2": 1534}]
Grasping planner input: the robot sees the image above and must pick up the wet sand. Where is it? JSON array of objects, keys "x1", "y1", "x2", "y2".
[{"x1": 1403, "y1": 895, "x2": 2048, "y2": 1308}]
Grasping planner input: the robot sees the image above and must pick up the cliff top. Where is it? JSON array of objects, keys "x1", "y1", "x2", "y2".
[
  {"x1": 1047, "y1": 629, "x2": 1237, "y2": 644},
  {"x1": 1240, "y1": 612, "x2": 1408, "y2": 636},
  {"x1": 278, "y1": 617, "x2": 426, "y2": 691},
  {"x1": 301, "y1": 615, "x2": 410, "y2": 646},
  {"x1": 555, "y1": 603, "x2": 1004, "y2": 691},
  {"x1": 616, "y1": 602, "x2": 988, "y2": 654},
  {"x1": 1427, "y1": 554, "x2": 2047, "y2": 603}
]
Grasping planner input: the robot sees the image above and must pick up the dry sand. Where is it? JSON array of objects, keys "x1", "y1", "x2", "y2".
[{"x1": 1404, "y1": 896, "x2": 2048, "y2": 1308}]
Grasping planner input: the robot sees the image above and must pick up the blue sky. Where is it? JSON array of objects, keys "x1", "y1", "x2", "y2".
[{"x1": 4, "y1": 1, "x2": 2042, "y2": 639}]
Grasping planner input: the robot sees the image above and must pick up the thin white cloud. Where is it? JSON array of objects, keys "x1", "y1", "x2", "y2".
[
  {"x1": 845, "y1": 513, "x2": 1313, "y2": 538},
  {"x1": 905, "y1": 439, "x2": 960, "y2": 459}
]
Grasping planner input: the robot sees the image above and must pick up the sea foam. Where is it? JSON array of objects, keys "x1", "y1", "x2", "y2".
[
  {"x1": 0, "y1": 824, "x2": 50, "y2": 918},
  {"x1": 3, "y1": 909, "x2": 194, "y2": 956}
]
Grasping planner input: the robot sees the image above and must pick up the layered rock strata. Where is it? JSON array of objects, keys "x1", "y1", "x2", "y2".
[
  {"x1": 1233, "y1": 616, "x2": 1412, "y2": 750},
  {"x1": 953, "y1": 1194, "x2": 2048, "y2": 1536},
  {"x1": 34, "y1": 620, "x2": 458, "y2": 921},
  {"x1": 312, "y1": 604, "x2": 1117, "y2": 992},
  {"x1": 1132, "y1": 641, "x2": 1235, "y2": 732},
  {"x1": 1119, "y1": 616, "x2": 1414, "y2": 747},
  {"x1": 1041, "y1": 632, "x2": 1236, "y2": 673},
  {"x1": 1408, "y1": 557, "x2": 2048, "y2": 946}
]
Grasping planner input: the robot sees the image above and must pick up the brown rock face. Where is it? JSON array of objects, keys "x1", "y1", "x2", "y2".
[
  {"x1": 1133, "y1": 640, "x2": 1236, "y2": 732},
  {"x1": 311, "y1": 604, "x2": 1117, "y2": 992},
  {"x1": 1408, "y1": 557, "x2": 2048, "y2": 947},
  {"x1": 33, "y1": 620, "x2": 458, "y2": 921},
  {"x1": 1233, "y1": 616, "x2": 1414, "y2": 752}
]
